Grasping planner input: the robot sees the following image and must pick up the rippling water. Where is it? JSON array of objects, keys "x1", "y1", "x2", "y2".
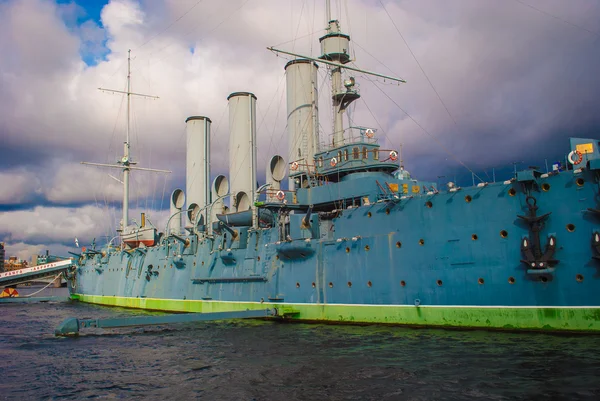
[{"x1": 1, "y1": 287, "x2": 600, "y2": 400}]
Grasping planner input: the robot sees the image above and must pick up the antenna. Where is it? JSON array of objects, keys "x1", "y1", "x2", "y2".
[
  {"x1": 83, "y1": 49, "x2": 169, "y2": 232},
  {"x1": 399, "y1": 143, "x2": 404, "y2": 169}
]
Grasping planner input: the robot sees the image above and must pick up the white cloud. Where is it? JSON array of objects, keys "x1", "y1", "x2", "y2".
[
  {"x1": 0, "y1": 205, "x2": 170, "y2": 246},
  {"x1": 0, "y1": 170, "x2": 41, "y2": 204}
]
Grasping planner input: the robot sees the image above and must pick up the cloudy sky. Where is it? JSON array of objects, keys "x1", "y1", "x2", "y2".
[{"x1": 0, "y1": 0, "x2": 598, "y2": 260}]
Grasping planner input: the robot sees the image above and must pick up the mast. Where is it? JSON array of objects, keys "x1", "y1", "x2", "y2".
[
  {"x1": 123, "y1": 49, "x2": 131, "y2": 229},
  {"x1": 267, "y1": 2, "x2": 405, "y2": 148},
  {"x1": 83, "y1": 49, "x2": 168, "y2": 234}
]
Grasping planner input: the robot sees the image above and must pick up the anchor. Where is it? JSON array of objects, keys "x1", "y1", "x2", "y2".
[
  {"x1": 592, "y1": 231, "x2": 600, "y2": 260},
  {"x1": 517, "y1": 196, "x2": 558, "y2": 274}
]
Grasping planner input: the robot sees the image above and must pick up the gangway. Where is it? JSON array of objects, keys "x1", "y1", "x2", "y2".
[{"x1": 0, "y1": 259, "x2": 73, "y2": 288}]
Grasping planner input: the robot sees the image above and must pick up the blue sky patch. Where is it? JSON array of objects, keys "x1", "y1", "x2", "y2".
[{"x1": 56, "y1": 0, "x2": 111, "y2": 66}]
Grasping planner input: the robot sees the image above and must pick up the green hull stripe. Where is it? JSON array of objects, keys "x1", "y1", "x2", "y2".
[{"x1": 74, "y1": 294, "x2": 600, "y2": 332}]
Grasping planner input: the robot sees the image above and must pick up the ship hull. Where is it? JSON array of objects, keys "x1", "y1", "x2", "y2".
[
  {"x1": 71, "y1": 166, "x2": 600, "y2": 333},
  {"x1": 71, "y1": 294, "x2": 600, "y2": 332}
]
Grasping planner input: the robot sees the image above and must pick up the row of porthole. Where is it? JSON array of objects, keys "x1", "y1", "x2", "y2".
[
  {"x1": 508, "y1": 178, "x2": 586, "y2": 196},
  {"x1": 344, "y1": 226, "x2": 576, "y2": 253},
  {"x1": 297, "y1": 274, "x2": 586, "y2": 288},
  {"x1": 362, "y1": 181, "x2": 586, "y2": 210},
  {"x1": 366, "y1": 189, "x2": 585, "y2": 211}
]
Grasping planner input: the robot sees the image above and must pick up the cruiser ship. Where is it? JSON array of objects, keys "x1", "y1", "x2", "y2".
[{"x1": 69, "y1": 3, "x2": 600, "y2": 332}]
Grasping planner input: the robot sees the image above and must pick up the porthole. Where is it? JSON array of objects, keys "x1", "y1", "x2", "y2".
[
  {"x1": 311, "y1": 282, "x2": 316, "y2": 288},
  {"x1": 508, "y1": 188, "x2": 516, "y2": 196},
  {"x1": 471, "y1": 234, "x2": 478, "y2": 241},
  {"x1": 396, "y1": 241, "x2": 402, "y2": 248},
  {"x1": 539, "y1": 276, "x2": 548, "y2": 283},
  {"x1": 465, "y1": 195, "x2": 472, "y2": 203},
  {"x1": 508, "y1": 277, "x2": 515, "y2": 284},
  {"x1": 345, "y1": 247, "x2": 350, "y2": 253},
  {"x1": 436, "y1": 279, "x2": 443, "y2": 286},
  {"x1": 367, "y1": 212, "x2": 372, "y2": 218},
  {"x1": 576, "y1": 274, "x2": 584, "y2": 282},
  {"x1": 347, "y1": 281, "x2": 352, "y2": 288},
  {"x1": 276, "y1": 255, "x2": 280, "y2": 260},
  {"x1": 385, "y1": 208, "x2": 390, "y2": 215},
  {"x1": 566, "y1": 224, "x2": 575, "y2": 232},
  {"x1": 541, "y1": 183, "x2": 550, "y2": 192},
  {"x1": 425, "y1": 201, "x2": 433, "y2": 208},
  {"x1": 419, "y1": 239, "x2": 425, "y2": 245},
  {"x1": 257, "y1": 256, "x2": 261, "y2": 261},
  {"x1": 576, "y1": 178, "x2": 585, "y2": 187},
  {"x1": 367, "y1": 281, "x2": 372, "y2": 287},
  {"x1": 478, "y1": 278, "x2": 484, "y2": 285},
  {"x1": 193, "y1": 261, "x2": 196, "y2": 266},
  {"x1": 201, "y1": 261, "x2": 204, "y2": 265},
  {"x1": 400, "y1": 280, "x2": 406, "y2": 287},
  {"x1": 329, "y1": 282, "x2": 333, "y2": 288},
  {"x1": 364, "y1": 245, "x2": 370, "y2": 251},
  {"x1": 296, "y1": 282, "x2": 300, "y2": 288},
  {"x1": 500, "y1": 230, "x2": 508, "y2": 238}
]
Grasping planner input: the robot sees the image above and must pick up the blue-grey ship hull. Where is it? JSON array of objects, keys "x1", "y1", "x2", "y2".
[{"x1": 71, "y1": 163, "x2": 600, "y2": 332}]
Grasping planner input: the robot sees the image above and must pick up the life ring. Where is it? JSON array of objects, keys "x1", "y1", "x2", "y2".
[
  {"x1": 276, "y1": 190, "x2": 285, "y2": 201},
  {"x1": 330, "y1": 157, "x2": 338, "y2": 167},
  {"x1": 389, "y1": 151, "x2": 398, "y2": 161},
  {"x1": 365, "y1": 129, "x2": 374, "y2": 138},
  {"x1": 290, "y1": 162, "x2": 299, "y2": 171},
  {"x1": 568, "y1": 150, "x2": 583, "y2": 165}
]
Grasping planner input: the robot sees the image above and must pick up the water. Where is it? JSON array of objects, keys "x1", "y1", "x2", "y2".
[{"x1": 1, "y1": 288, "x2": 600, "y2": 400}]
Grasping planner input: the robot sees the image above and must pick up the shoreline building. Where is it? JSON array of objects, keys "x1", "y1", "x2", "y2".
[{"x1": 0, "y1": 242, "x2": 4, "y2": 273}]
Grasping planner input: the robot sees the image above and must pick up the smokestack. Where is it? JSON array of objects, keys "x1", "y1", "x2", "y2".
[
  {"x1": 227, "y1": 92, "x2": 257, "y2": 213},
  {"x1": 169, "y1": 189, "x2": 185, "y2": 234},
  {"x1": 285, "y1": 59, "x2": 319, "y2": 190},
  {"x1": 185, "y1": 116, "x2": 211, "y2": 228}
]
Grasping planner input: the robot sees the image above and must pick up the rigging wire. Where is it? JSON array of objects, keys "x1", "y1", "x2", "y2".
[
  {"x1": 270, "y1": 29, "x2": 325, "y2": 50},
  {"x1": 513, "y1": 0, "x2": 599, "y2": 37},
  {"x1": 379, "y1": 0, "x2": 457, "y2": 126},
  {"x1": 143, "y1": 0, "x2": 250, "y2": 70},
  {"x1": 135, "y1": 0, "x2": 207, "y2": 51},
  {"x1": 369, "y1": 77, "x2": 484, "y2": 183}
]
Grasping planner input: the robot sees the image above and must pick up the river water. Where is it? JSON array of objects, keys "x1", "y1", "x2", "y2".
[{"x1": 1, "y1": 287, "x2": 599, "y2": 400}]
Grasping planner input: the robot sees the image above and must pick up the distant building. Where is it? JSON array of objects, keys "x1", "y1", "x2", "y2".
[
  {"x1": 0, "y1": 242, "x2": 4, "y2": 273},
  {"x1": 4, "y1": 255, "x2": 27, "y2": 272}
]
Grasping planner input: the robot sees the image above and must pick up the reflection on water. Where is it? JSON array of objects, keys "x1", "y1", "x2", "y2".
[{"x1": 1, "y1": 288, "x2": 599, "y2": 400}]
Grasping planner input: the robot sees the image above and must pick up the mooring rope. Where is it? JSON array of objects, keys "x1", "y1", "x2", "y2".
[{"x1": 23, "y1": 274, "x2": 63, "y2": 298}]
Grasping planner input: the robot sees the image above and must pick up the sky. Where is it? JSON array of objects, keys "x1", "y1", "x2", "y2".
[{"x1": 0, "y1": 0, "x2": 599, "y2": 260}]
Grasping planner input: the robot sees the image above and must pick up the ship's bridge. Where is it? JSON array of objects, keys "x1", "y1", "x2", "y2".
[{"x1": 289, "y1": 129, "x2": 400, "y2": 185}]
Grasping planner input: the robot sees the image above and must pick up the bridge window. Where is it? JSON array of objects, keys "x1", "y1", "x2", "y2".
[
  {"x1": 362, "y1": 147, "x2": 367, "y2": 159},
  {"x1": 353, "y1": 147, "x2": 359, "y2": 159},
  {"x1": 373, "y1": 148, "x2": 379, "y2": 160},
  {"x1": 337, "y1": 151, "x2": 342, "y2": 163},
  {"x1": 319, "y1": 156, "x2": 323, "y2": 167},
  {"x1": 344, "y1": 149, "x2": 349, "y2": 161}
]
